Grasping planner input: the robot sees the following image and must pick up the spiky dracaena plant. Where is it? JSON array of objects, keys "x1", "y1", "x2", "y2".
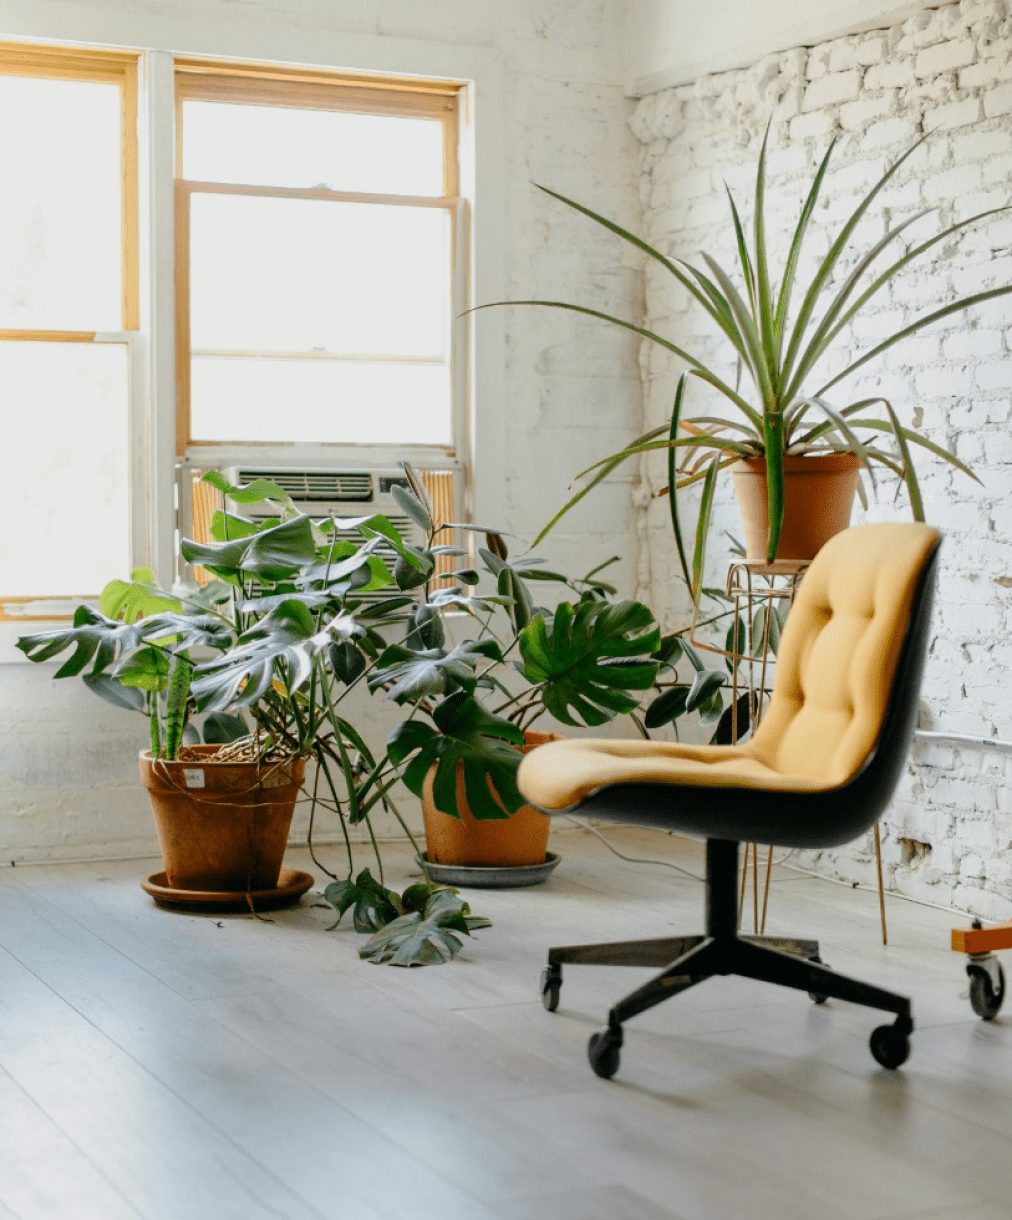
[{"x1": 489, "y1": 130, "x2": 1012, "y2": 592}]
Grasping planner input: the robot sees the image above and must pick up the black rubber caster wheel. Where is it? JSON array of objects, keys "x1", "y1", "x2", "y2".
[
  {"x1": 968, "y1": 961, "x2": 1005, "y2": 1021},
  {"x1": 808, "y1": 955, "x2": 829, "y2": 1005},
  {"x1": 869, "y1": 1023, "x2": 911, "y2": 1070},
  {"x1": 540, "y1": 965, "x2": 562, "y2": 1012},
  {"x1": 587, "y1": 1028, "x2": 622, "y2": 1080}
]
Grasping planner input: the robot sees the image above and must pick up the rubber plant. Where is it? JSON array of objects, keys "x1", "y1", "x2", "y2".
[{"x1": 487, "y1": 128, "x2": 1012, "y2": 589}]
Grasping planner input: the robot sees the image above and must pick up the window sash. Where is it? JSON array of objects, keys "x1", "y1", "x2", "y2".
[
  {"x1": 0, "y1": 43, "x2": 138, "y2": 616},
  {"x1": 173, "y1": 61, "x2": 463, "y2": 459}
]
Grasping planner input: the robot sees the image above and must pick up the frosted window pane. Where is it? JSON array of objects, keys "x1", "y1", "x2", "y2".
[
  {"x1": 183, "y1": 101, "x2": 444, "y2": 196},
  {"x1": 189, "y1": 194, "x2": 449, "y2": 358},
  {"x1": 191, "y1": 357, "x2": 451, "y2": 445},
  {"x1": 0, "y1": 343, "x2": 130, "y2": 597},
  {"x1": 0, "y1": 77, "x2": 122, "y2": 330}
]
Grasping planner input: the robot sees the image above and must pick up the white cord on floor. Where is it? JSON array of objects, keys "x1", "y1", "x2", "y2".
[
  {"x1": 562, "y1": 816, "x2": 705, "y2": 881},
  {"x1": 561, "y1": 822, "x2": 971, "y2": 921}
]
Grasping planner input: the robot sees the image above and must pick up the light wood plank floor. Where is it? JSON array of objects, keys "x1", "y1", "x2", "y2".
[{"x1": 1, "y1": 825, "x2": 1009, "y2": 1220}]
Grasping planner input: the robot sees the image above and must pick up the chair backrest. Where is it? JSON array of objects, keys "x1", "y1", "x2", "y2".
[{"x1": 748, "y1": 523, "x2": 941, "y2": 788}]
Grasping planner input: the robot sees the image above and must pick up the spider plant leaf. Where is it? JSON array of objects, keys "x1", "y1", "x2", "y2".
[
  {"x1": 725, "y1": 186, "x2": 756, "y2": 315},
  {"x1": 691, "y1": 455, "x2": 720, "y2": 601},
  {"x1": 790, "y1": 396, "x2": 886, "y2": 442},
  {"x1": 532, "y1": 183, "x2": 740, "y2": 333},
  {"x1": 779, "y1": 133, "x2": 929, "y2": 392},
  {"x1": 473, "y1": 299, "x2": 756, "y2": 416},
  {"x1": 790, "y1": 398, "x2": 877, "y2": 488},
  {"x1": 839, "y1": 416, "x2": 978, "y2": 482},
  {"x1": 674, "y1": 257, "x2": 748, "y2": 359},
  {"x1": 668, "y1": 372, "x2": 692, "y2": 590},
  {"x1": 785, "y1": 208, "x2": 935, "y2": 403},
  {"x1": 752, "y1": 124, "x2": 779, "y2": 385},
  {"x1": 774, "y1": 140, "x2": 835, "y2": 353},
  {"x1": 818, "y1": 205, "x2": 1012, "y2": 358},
  {"x1": 702, "y1": 255, "x2": 775, "y2": 406},
  {"x1": 531, "y1": 426, "x2": 666, "y2": 547},
  {"x1": 880, "y1": 399, "x2": 924, "y2": 520},
  {"x1": 816, "y1": 283, "x2": 1012, "y2": 397}
]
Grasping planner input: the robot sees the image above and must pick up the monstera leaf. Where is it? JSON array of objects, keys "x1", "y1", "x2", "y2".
[
  {"x1": 518, "y1": 599, "x2": 661, "y2": 726},
  {"x1": 387, "y1": 691, "x2": 524, "y2": 820},
  {"x1": 100, "y1": 567, "x2": 182, "y2": 622},
  {"x1": 180, "y1": 514, "x2": 316, "y2": 583},
  {"x1": 358, "y1": 887, "x2": 492, "y2": 966},
  {"x1": 16, "y1": 606, "x2": 229, "y2": 680},
  {"x1": 191, "y1": 601, "x2": 358, "y2": 711},
  {"x1": 369, "y1": 638, "x2": 503, "y2": 703}
]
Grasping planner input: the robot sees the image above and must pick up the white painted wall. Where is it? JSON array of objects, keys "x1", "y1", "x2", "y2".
[
  {"x1": 0, "y1": 0, "x2": 644, "y2": 863},
  {"x1": 622, "y1": 0, "x2": 941, "y2": 92},
  {"x1": 631, "y1": 0, "x2": 1012, "y2": 917}
]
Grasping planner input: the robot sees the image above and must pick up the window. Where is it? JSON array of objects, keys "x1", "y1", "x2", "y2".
[
  {"x1": 174, "y1": 63, "x2": 463, "y2": 456},
  {"x1": 0, "y1": 44, "x2": 137, "y2": 613}
]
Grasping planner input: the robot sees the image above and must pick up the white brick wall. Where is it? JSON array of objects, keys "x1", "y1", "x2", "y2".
[{"x1": 631, "y1": 0, "x2": 1012, "y2": 917}]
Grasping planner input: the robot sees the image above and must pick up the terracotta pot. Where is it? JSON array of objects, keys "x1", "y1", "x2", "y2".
[
  {"x1": 139, "y1": 746, "x2": 306, "y2": 892},
  {"x1": 731, "y1": 452, "x2": 861, "y2": 562},
  {"x1": 421, "y1": 731, "x2": 563, "y2": 868}
]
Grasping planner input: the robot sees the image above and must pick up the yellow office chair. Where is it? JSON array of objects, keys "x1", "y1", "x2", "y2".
[{"x1": 519, "y1": 523, "x2": 941, "y2": 1076}]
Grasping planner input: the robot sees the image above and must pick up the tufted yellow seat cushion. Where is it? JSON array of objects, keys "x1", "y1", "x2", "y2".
[{"x1": 518, "y1": 523, "x2": 940, "y2": 813}]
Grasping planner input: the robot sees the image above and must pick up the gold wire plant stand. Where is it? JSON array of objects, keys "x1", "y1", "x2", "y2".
[{"x1": 689, "y1": 560, "x2": 889, "y2": 945}]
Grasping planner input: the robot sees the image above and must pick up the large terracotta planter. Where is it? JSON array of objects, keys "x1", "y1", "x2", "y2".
[
  {"x1": 731, "y1": 452, "x2": 861, "y2": 562},
  {"x1": 421, "y1": 731, "x2": 563, "y2": 868},
  {"x1": 139, "y1": 746, "x2": 306, "y2": 891}
]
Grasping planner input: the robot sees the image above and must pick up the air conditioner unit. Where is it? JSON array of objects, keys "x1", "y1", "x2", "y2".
[{"x1": 180, "y1": 465, "x2": 461, "y2": 592}]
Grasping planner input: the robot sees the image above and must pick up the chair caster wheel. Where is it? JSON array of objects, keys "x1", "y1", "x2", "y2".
[
  {"x1": 870, "y1": 1022, "x2": 911, "y2": 1070},
  {"x1": 968, "y1": 960, "x2": 1005, "y2": 1021},
  {"x1": 540, "y1": 965, "x2": 562, "y2": 1012},
  {"x1": 808, "y1": 955, "x2": 829, "y2": 1005},
  {"x1": 588, "y1": 1027, "x2": 622, "y2": 1080}
]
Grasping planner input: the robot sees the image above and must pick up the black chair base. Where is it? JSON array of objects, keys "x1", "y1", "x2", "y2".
[{"x1": 541, "y1": 839, "x2": 914, "y2": 1076}]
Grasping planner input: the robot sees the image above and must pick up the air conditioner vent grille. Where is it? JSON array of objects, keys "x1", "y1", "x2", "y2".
[{"x1": 236, "y1": 469, "x2": 374, "y2": 502}]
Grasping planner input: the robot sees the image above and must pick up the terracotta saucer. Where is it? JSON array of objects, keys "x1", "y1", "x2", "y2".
[{"x1": 140, "y1": 867, "x2": 314, "y2": 913}]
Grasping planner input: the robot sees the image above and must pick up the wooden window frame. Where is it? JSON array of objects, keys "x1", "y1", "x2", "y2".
[
  {"x1": 173, "y1": 60, "x2": 463, "y2": 460},
  {"x1": 0, "y1": 42, "x2": 139, "y2": 620}
]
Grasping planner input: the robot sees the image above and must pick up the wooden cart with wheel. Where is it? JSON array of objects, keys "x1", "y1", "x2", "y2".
[{"x1": 951, "y1": 919, "x2": 1009, "y2": 1020}]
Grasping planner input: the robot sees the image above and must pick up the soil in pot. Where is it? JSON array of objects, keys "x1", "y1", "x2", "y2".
[
  {"x1": 139, "y1": 745, "x2": 306, "y2": 892},
  {"x1": 732, "y1": 452, "x2": 860, "y2": 562},
  {"x1": 421, "y1": 731, "x2": 563, "y2": 868}
]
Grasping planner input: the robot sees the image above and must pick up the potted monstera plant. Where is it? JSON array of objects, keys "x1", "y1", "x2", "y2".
[
  {"x1": 15, "y1": 474, "x2": 437, "y2": 914},
  {"x1": 490, "y1": 128, "x2": 1012, "y2": 596},
  {"x1": 366, "y1": 469, "x2": 663, "y2": 881}
]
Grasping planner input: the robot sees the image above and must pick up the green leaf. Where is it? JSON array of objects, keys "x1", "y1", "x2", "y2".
[
  {"x1": 668, "y1": 373, "x2": 693, "y2": 591},
  {"x1": 691, "y1": 455, "x2": 720, "y2": 601},
  {"x1": 686, "y1": 668, "x2": 724, "y2": 713},
  {"x1": 181, "y1": 514, "x2": 316, "y2": 582},
  {"x1": 209, "y1": 512, "x2": 258, "y2": 542},
  {"x1": 388, "y1": 691, "x2": 524, "y2": 821},
  {"x1": 643, "y1": 684, "x2": 689, "y2": 728},
  {"x1": 498, "y1": 566, "x2": 533, "y2": 631},
  {"x1": 518, "y1": 599, "x2": 660, "y2": 727},
  {"x1": 100, "y1": 569, "x2": 181, "y2": 622},
  {"x1": 329, "y1": 639, "x2": 367, "y2": 685},
  {"x1": 82, "y1": 673, "x2": 146, "y2": 712},
  {"x1": 201, "y1": 711, "x2": 249, "y2": 744},
  {"x1": 201, "y1": 471, "x2": 296, "y2": 513},
  {"x1": 370, "y1": 639, "x2": 501, "y2": 703},
  {"x1": 391, "y1": 482, "x2": 433, "y2": 533},
  {"x1": 115, "y1": 645, "x2": 171, "y2": 692},
  {"x1": 323, "y1": 869, "x2": 401, "y2": 933},
  {"x1": 358, "y1": 887, "x2": 491, "y2": 966}
]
